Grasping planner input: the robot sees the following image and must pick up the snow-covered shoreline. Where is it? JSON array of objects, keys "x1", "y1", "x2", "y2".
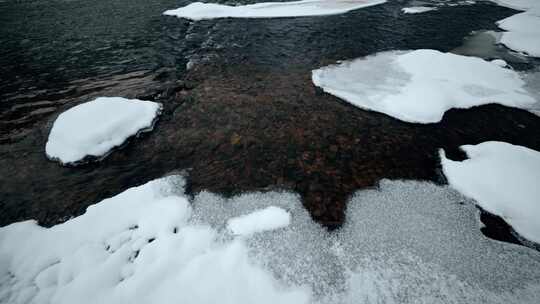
[{"x1": 2, "y1": 176, "x2": 540, "y2": 303}]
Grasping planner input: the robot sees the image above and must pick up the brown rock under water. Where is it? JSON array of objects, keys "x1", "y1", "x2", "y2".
[{"x1": 1, "y1": 64, "x2": 540, "y2": 231}]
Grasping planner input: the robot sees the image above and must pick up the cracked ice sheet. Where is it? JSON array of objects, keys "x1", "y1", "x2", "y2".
[
  {"x1": 441, "y1": 141, "x2": 540, "y2": 244},
  {"x1": 1, "y1": 176, "x2": 540, "y2": 303},
  {"x1": 312, "y1": 49, "x2": 537, "y2": 123},
  {"x1": 163, "y1": 0, "x2": 387, "y2": 21}
]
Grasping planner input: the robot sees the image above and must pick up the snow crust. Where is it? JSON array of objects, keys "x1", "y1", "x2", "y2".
[
  {"x1": 2, "y1": 176, "x2": 540, "y2": 303},
  {"x1": 227, "y1": 206, "x2": 291, "y2": 236},
  {"x1": 441, "y1": 141, "x2": 540, "y2": 244},
  {"x1": 163, "y1": 0, "x2": 387, "y2": 20},
  {"x1": 312, "y1": 49, "x2": 536, "y2": 123},
  {"x1": 45, "y1": 97, "x2": 161, "y2": 165},
  {"x1": 401, "y1": 6, "x2": 437, "y2": 14}
]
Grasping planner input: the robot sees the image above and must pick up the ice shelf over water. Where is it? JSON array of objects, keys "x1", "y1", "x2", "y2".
[
  {"x1": 490, "y1": 0, "x2": 540, "y2": 57},
  {"x1": 441, "y1": 141, "x2": 540, "y2": 244},
  {"x1": 2, "y1": 176, "x2": 540, "y2": 303},
  {"x1": 163, "y1": 0, "x2": 387, "y2": 20},
  {"x1": 312, "y1": 49, "x2": 537, "y2": 123},
  {"x1": 45, "y1": 97, "x2": 162, "y2": 165}
]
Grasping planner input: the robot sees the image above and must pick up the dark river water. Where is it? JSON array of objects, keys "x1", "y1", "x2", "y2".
[{"x1": 1, "y1": 0, "x2": 540, "y2": 248}]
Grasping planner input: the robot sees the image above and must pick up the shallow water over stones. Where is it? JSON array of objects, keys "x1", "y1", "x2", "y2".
[{"x1": 1, "y1": 0, "x2": 540, "y2": 246}]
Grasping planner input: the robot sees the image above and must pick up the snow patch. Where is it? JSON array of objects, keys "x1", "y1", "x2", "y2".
[
  {"x1": 402, "y1": 6, "x2": 437, "y2": 14},
  {"x1": 312, "y1": 49, "x2": 536, "y2": 123},
  {"x1": 441, "y1": 141, "x2": 540, "y2": 244},
  {"x1": 227, "y1": 206, "x2": 291, "y2": 236},
  {"x1": 45, "y1": 97, "x2": 161, "y2": 165},
  {"x1": 163, "y1": 0, "x2": 387, "y2": 21}
]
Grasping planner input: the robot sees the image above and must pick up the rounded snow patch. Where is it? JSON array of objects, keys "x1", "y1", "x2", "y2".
[{"x1": 46, "y1": 97, "x2": 162, "y2": 165}]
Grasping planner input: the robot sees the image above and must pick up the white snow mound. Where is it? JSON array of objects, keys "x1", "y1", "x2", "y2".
[
  {"x1": 163, "y1": 0, "x2": 387, "y2": 20},
  {"x1": 312, "y1": 49, "x2": 536, "y2": 123},
  {"x1": 227, "y1": 206, "x2": 291, "y2": 236},
  {"x1": 45, "y1": 97, "x2": 161, "y2": 165},
  {"x1": 441, "y1": 141, "x2": 540, "y2": 244},
  {"x1": 402, "y1": 6, "x2": 437, "y2": 14}
]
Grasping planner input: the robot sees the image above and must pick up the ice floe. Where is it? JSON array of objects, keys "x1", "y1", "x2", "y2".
[
  {"x1": 441, "y1": 141, "x2": 540, "y2": 244},
  {"x1": 227, "y1": 206, "x2": 291, "y2": 236},
  {"x1": 401, "y1": 6, "x2": 437, "y2": 14},
  {"x1": 312, "y1": 49, "x2": 537, "y2": 123},
  {"x1": 490, "y1": 0, "x2": 540, "y2": 57},
  {"x1": 2, "y1": 176, "x2": 540, "y2": 303},
  {"x1": 163, "y1": 0, "x2": 387, "y2": 21},
  {"x1": 45, "y1": 97, "x2": 162, "y2": 165}
]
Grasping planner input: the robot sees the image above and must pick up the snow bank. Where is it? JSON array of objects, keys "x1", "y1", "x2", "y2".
[
  {"x1": 402, "y1": 6, "x2": 437, "y2": 14},
  {"x1": 163, "y1": 0, "x2": 387, "y2": 21},
  {"x1": 0, "y1": 176, "x2": 309, "y2": 304},
  {"x1": 312, "y1": 49, "x2": 536, "y2": 123},
  {"x1": 441, "y1": 141, "x2": 540, "y2": 244},
  {"x1": 45, "y1": 97, "x2": 162, "y2": 165},
  {"x1": 2, "y1": 177, "x2": 540, "y2": 303},
  {"x1": 227, "y1": 206, "x2": 291, "y2": 236}
]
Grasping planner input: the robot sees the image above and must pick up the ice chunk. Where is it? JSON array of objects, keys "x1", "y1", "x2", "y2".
[
  {"x1": 491, "y1": 58, "x2": 508, "y2": 67},
  {"x1": 163, "y1": 0, "x2": 387, "y2": 21},
  {"x1": 227, "y1": 206, "x2": 291, "y2": 236},
  {"x1": 312, "y1": 49, "x2": 536, "y2": 123},
  {"x1": 401, "y1": 6, "x2": 437, "y2": 14},
  {"x1": 441, "y1": 141, "x2": 540, "y2": 244},
  {"x1": 45, "y1": 97, "x2": 162, "y2": 165}
]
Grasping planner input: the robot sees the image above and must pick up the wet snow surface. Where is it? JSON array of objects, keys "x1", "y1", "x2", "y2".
[
  {"x1": 1, "y1": 176, "x2": 540, "y2": 304},
  {"x1": 163, "y1": 0, "x2": 387, "y2": 20},
  {"x1": 441, "y1": 141, "x2": 540, "y2": 244},
  {"x1": 45, "y1": 97, "x2": 162, "y2": 165},
  {"x1": 312, "y1": 49, "x2": 536, "y2": 123}
]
